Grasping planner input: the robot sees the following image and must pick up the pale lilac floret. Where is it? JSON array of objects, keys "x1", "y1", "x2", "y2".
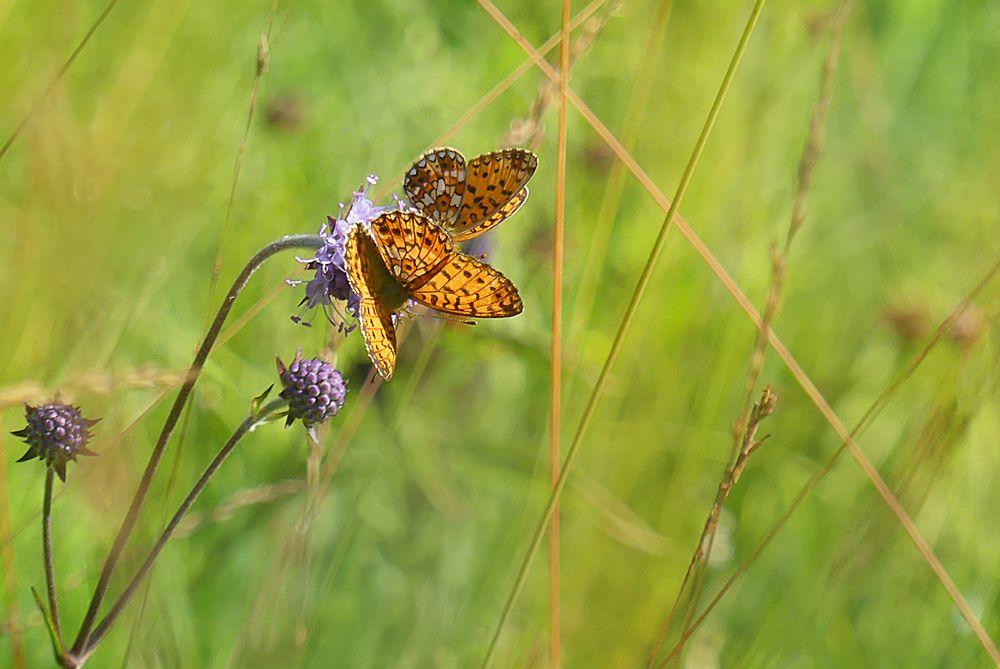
[{"x1": 291, "y1": 175, "x2": 392, "y2": 331}]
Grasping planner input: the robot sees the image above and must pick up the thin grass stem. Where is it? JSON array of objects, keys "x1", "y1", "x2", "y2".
[
  {"x1": 205, "y1": 0, "x2": 280, "y2": 316},
  {"x1": 124, "y1": 375, "x2": 201, "y2": 667},
  {"x1": 531, "y1": 31, "x2": 996, "y2": 657},
  {"x1": 70, "y1": 234, "x2": 323, "y2": 655},
  {"x1": 77, "y1": 399, "x2": 288, "y2": 659},
  {"x1": 478, "y1": 2, "x2": 767, "y2": 665},
  {"x1": 568, "y1": 0, "x2": 673, "y2": 348},
  {"x1": 0, "y1": 0, "x2": 122, "y2": 163},
  {"x1": 648, "y1": 389, "x2": 777, "y2": 667},
  {"x1": 548, "y1": 1, "x2": 571, "y2": 666},
  {"x1": 118, "y1": 570, "x2": 151, "y2": 669},
  {"x1": 649, "y1": 4, "x2": 851, "y2": 661},
  {"x1": 372, "y1": 0, "x2": 610, "y2": 203},
  {"x1": 659, "y1": 255, "x2": 1000, "y2": 666}
]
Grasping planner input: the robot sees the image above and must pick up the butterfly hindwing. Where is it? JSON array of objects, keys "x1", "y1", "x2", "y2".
[
  {"x1": 369, "y1": 210, "x2": 454, "y2": 289},
  {"x1": 408, "y1": 253, "x2": 523, "y2": 318},
  {"x1": 452, "y1": 186, "x2": 529, "y2": 243}
]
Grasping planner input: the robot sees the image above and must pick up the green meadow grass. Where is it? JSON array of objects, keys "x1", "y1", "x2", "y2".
[{"x1": 1, "y1": 0, "x2": 999, "y2": 666}]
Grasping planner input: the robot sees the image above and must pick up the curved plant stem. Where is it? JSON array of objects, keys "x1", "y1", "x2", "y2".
[
  {"x1": 42, "y1": 469, "x2": 62, "y2": 647},
  {"x1": 75, "y1": 399, "x2": 288, "y2": 660},
  {"x1": 70, "y1": 234, "x2": 322, "y2": 655},
  {"x1": 479, "y1": 1, "x2": 767, "y2": 665}
]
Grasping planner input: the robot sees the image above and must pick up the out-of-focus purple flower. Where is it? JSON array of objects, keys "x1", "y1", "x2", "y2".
[
  {"x1": 291, "y1": 176, "x2": 395, "y2": 332},
  {"x1": 13, "y1": 402, "x2": 99, "y2": 482},
  {"x1": 461, "y1": 233, "x2": 496, "y2": 260},
  {"x1": 276, "y1": 351, "x2": 347, "y2": 428}
]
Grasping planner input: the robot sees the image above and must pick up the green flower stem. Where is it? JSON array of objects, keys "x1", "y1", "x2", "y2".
[
  {"x1": 70, "y1": 234, "x2": 322, "y2": 656},
  {"x1": 75, "y1": 399, "x2": 288, "y2": 661},
  {"x1": 42, "y1": 469, "x2": 63, "y2": 650}
]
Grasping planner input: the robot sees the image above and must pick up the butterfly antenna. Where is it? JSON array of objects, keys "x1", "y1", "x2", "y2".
[{"x1": 413, "y1": 310, "x2": 476, "y2": 327}]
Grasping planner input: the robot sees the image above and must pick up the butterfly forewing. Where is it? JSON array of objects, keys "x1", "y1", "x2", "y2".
[
  {"x1": 404, "y1": 147, "x2": 537, "y2": 241},
  {"x1": 345, "y1": 225, "x2": 400, "y2": 380},
  {"x1": 402, "y1": 148, "x2": 467, "y2": 226}
]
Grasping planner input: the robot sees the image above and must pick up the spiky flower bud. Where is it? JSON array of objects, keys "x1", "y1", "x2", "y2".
[
  {"x1": 276, "y1": 352, "x2": 347, "y2": 428},
  {"x1": 13, "y1": 403, "x2": 99, "y2": 481}
]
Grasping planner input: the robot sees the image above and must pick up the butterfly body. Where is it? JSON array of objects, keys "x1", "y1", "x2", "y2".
[{"x1": 345, "y1": 211, "x2": 523, "y2": 380}]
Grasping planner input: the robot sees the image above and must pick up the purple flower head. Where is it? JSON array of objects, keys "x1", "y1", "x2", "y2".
[
  {"x1": 292, "y1": 176, "x2": 394, "y2": 331},
  {"x1": 461, "y1": 233, "x2": 495, "y2": 261},
  {"x1": 13, "y1": 402, "x2": 99, "y2": 482},
  {"x1": 276, "y1": 351, "x2": 347, "y2": 428}
]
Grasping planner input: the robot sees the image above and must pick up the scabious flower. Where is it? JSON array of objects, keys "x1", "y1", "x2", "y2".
[
  {"x1": 292, "y1": 175, "x2": 395, "y2": 331},
  {"x1": 13, "y1": 402, "x2": 99, "y2": 481},
  {"x1": 276, "y1": 352, "x2": 347, "y2": 428}
]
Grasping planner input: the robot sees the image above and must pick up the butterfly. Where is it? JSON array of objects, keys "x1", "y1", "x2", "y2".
[
  {"x1": 403, "y1": 147, "x2": 538, "y2": 242},
  {"x1": 345, "y1": 210, "x2": 523, "y2": 380}
]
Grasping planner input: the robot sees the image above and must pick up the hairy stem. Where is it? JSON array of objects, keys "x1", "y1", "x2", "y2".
[
  {"x1": 42, "y1": 469, "x2": 62, "y2": 649},
  {"x1": 76, "y1": 399, "x2": 287, "y2": 659},
  {"x1": 70, "y1": 234, "x2": 322, "y2": 654}
]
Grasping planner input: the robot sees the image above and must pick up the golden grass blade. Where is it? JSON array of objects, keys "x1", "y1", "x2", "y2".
[
  {"x1": 477, "y1": 1, "x2": 768, "y2": 664},
  {"x1": 550, "y1": 1, "x2": 572, "y2": 665},
  {"x1": 492, "y1": 4, "x2": 999, "y2": 657},
  {"x1": 567, "y1": 0, "x2": 673, "y2": 351}
]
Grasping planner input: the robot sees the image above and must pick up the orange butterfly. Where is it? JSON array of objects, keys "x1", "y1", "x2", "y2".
[
  {"x1": 403, "y1": 147, "x2": 538, "y2": 242},
  {"x1": 345, "y1": 210, "x2": 522, "y2": 380}
]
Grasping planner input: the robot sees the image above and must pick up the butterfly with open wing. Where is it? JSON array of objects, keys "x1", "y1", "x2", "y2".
[
  {"x1": 345, "y1": 210, "x2": 523, "y2": 380},
  {"x1": 403, "y1": 147, "x2": 538, "y2": 242}
]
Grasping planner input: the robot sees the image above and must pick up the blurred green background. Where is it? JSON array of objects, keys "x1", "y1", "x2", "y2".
[{"x1": 1, "y1": 0, "x2": 999, "y2": 666}]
